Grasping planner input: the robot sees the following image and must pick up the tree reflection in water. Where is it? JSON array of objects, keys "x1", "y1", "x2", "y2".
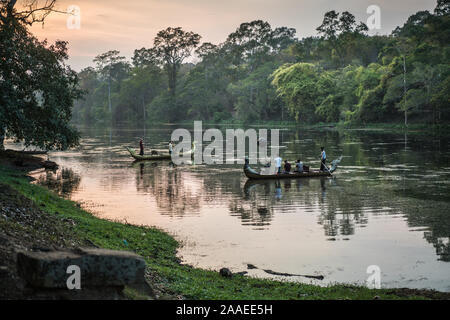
[
  {"x1": 242, "y1": 178, "x2": 369, "y2": 236},
  {"x1": 36, "y1": 168, "x2": 81, "y2": 197},
  {"x1": 130, "y1": 153, "x2": 448, "y2": 260},
  {"x1": 134, "y1": 161, "x2": 201, "y2": 216}
]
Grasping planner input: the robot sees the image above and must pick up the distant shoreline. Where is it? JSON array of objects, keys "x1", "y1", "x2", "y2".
[{"x1": 71, "y1": 121, "x2": 450, "y2": 136}]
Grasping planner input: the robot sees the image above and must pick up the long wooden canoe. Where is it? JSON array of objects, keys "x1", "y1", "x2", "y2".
[
  {"x1": 126, "y1": 147, "x2": 172, "y2": 161},
  {"x1": 244, "y1": 166, "x2": 331, "y2": 180}
]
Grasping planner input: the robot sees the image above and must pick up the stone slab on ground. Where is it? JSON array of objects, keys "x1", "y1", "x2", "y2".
[{"x1": 17, "y1": 248, "x2": 146, "y2": 289}]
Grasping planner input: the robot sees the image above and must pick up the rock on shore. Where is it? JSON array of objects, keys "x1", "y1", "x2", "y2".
[{"x1": 17, "y1": 248, "x2": 146, "y2": 289}]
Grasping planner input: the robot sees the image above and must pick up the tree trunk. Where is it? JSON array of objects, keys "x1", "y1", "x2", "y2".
[
  {"x1": 167, "y1": 65, "x2": 177, "y2": 96},
  {"x1": 142, "y1": 96, "x2": 146, "y2": 123},
  {"x1": 108, "y1": 76, "x2": 112, "y2": 113},
  {"x1": 403, "y1": 55, "x2": 407, "y2": 127},
  {"x1": 0, "y1": 126, "x2": 5, "y2": 151}
]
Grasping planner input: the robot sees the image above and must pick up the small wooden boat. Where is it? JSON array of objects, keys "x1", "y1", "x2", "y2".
[
  {"x1": 244, "y1": 167, "x2": 331, "y2": 180},
  {"x1": 244, "y1": 156, "x2": 342, "y2": 180},
  {"x1": 126, "y1": 147, "x2": 171, "y2": 161},
  {"x1": 126, "y1": 144, "x2": 196, "y2": 161}
]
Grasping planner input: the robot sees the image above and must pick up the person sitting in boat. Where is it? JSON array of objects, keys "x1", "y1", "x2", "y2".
[
  {"x1": 274, "y1": 156, "x2": 282, "y2": 174},
  {"x1": 295, "y1": 159, "x2": 303, "y2": 173},
  {"x1": 244, "y1": 157, "x2": 259, "y2": 175},
  {"x1": 320, "y1": 147, "x2": 327, "y2": 171},
  {"x1": 139, "y1": 139, "x2": 144, "y2": 156},
  {"x1": 284, "y1": 160, "x2": 292, "y2": 174},
  {"x1": 169, "y1": 141, "x2": 174, "y2": 155}
]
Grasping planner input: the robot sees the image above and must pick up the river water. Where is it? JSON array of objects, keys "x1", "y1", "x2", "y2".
[{"x1": 22, "y1": 124, "x2": 450, "y2": 291}]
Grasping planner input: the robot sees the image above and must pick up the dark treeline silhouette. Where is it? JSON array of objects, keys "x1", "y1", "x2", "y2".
[{"x1": 74, "y1": 0, "x2": 450, "y2": 127}]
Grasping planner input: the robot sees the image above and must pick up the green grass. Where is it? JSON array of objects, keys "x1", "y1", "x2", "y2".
[{"x1": 0, "y1": 165, "x2": 444, "y2": 300}]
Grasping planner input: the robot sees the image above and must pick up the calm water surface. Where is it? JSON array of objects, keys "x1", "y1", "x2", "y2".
[{"x1": 23, "y1": 125, "x2": 450, "y2": 291}]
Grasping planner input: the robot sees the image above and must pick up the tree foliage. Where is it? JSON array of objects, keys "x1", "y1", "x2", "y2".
[
  {"x1": 0, "y1": 0, "x2": 81, "y2": 150},
  {"x1": 153, "y1": 27, "x2": 201, "y2": 95},
  {"x1": 74, "y1": 1, "x2": 450, "y2": 126}
]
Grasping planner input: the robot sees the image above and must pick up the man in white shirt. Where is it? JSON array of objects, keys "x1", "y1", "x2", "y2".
[
  {"x1": 296, "y1": 159, "x2": 303, "y2": 173},
  {"x1": 275, "y1": 156, "x2": 282, "y2": 174}
]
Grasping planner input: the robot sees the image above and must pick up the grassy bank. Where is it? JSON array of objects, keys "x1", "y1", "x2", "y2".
[{"x1": 0, "y1": 164, "x2": 448, "y2": 300}]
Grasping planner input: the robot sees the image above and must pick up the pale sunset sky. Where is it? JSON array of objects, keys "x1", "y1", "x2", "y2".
[{"x1": 28, "y1": 0, "x2": 438, "y2": 71}]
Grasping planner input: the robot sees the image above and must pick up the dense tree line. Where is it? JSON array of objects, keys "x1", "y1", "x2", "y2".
[{"x1": 72, "y1": 0, "x2": 449, "y2": 126}]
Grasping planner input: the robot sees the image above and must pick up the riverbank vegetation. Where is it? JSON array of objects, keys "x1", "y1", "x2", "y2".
[
  {"x1": 73, "y1": 0, "x2": 449, "y2": 128},
  {"x1": 1, "y1": 162, "x2": 449, "y2": 300}
]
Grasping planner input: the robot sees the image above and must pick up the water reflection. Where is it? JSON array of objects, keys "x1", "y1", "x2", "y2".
[
  {"x1": 36, "y1": 168, "x2": 81, "y2": 197},
  {"x1": 21, "y1": 125, "x2": 450, "y2": 291},
  {"x1": 242, "y1": 178, "x2": 369, "y2": 237},
  {"x1": 134, "y1": 161, "x2": 201, "y2": 216}
]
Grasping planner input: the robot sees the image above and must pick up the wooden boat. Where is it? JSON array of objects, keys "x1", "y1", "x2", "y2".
[
  {"x1": 244, "y1": 156, "x2": 342, "y2": 180},
  {"x1": 244, "y1": 166, "x2": 331, "y2": 180},
  {"x1": 126, "y1": 147, "x2": 172, "y2": 161},
  {"x1": 126, "y1": 144, "x2": 195, "y2": 161}
]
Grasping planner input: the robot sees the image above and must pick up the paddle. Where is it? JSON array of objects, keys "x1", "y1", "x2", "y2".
[{"x1": 321, "y1": 160, "x2": 333, "y2": 176}]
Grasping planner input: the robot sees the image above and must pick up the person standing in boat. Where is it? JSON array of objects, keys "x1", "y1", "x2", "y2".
[
  {"x1": 168, "y1": 141, "x2": 173, "y2": 155},
  {"x1": 275, "y1": 156, "x2": 282, "y2": 174},
  {"x1": 320, "y1": 147, "x2": 327, "y2": 171},
  {"x1": 139, "y1": 138, "x2": 144, "y2": 156}
]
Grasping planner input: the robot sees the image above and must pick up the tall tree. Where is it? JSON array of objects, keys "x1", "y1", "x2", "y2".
[
  {"x1": 434, "y1": 0, "x2": 450, "y2": 15},
  {"x1": 93, "y1": 50, "x2": 127, "y2": 114},
  {"x1": 225, "y1": 20, "x2": 296, "y2": 70},
  {"x1": 316, "y1": 11, "x2": 368, "y2": 67},
  {"x1": 382, "y1": 38, "x2": 415, "y2": 126},
  {"x1": 0, "y1": 0, "x2": 81, "y2": 150},
  {"x1": 153, "y1": 27, "x2": 201, "y2": 96},
  {"x1": 132, "y1": 47, "x2": 158, "y2": 68},
  {"x1": 73, "y1": 67, "x2": 100, "y2": 124},
  {"x1": 272, "y1": 63, "x2": 325, "y2": 123}
]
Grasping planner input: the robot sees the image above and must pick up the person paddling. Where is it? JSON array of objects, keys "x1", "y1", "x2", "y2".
[
  {"x1": 320, "y1": 147, "x2": 327, "y2": 171},
  {"x1": 139, "y1": 138, "x2": 144, "y2": 156}
]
